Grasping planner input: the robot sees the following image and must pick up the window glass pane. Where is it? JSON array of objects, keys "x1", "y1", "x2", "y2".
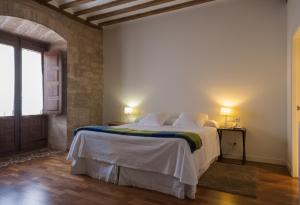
[
  {"x1": 0, "y1": 44, "x2": 15, "y2": 117},
  {"x1": 22, "y1": 49, "x2": 43, "y2": 116}
]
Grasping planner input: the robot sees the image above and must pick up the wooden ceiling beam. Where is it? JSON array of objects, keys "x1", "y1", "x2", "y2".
[
  {"x1": 33, "y1": 0, "x2": 100, "y2": 30},
  {"x1": 87, "y1": 0, "x2": 176, "y2": 22},
  {"x1": 74, "y1": 0, "x2": 138, "y2": 16},
  {"x1": 60, "y1": 0, "x2": 95, "y2": 10},
  {"x1": 99, "y1": 0, "x2": 214, "y2": 27}
]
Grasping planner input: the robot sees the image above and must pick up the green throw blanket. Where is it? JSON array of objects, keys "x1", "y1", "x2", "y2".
[{"x1": 74, "y1": 126, "x2": 202, "y2": 153}]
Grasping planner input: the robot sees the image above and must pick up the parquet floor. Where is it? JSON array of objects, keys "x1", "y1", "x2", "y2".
[{"x1": 0, "y1": 153, "x2": 298, "y2": 205}]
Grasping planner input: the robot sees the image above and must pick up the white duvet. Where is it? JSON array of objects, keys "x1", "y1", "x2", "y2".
[{"x1": 67, "y1": 124, "x2": 220, "y2": 186}]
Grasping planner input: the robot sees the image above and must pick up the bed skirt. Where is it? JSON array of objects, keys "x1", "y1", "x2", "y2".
[{"x1": 70, "y1": 157, "x2": 197, "y2": 199}]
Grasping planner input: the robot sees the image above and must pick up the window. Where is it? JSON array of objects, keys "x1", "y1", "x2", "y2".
[
  {"x1": 0, "y1": 43, "x2": 15, "y2": 117},
  {"x1": 0, "y1": 31, "x2": 62, "y2": 155},
  {"x1": 21, "y1": 48, "x2": 44, "y2": 116},
  {"x1": 0, "y1": 33, "x2": 62, "y2": 118}
]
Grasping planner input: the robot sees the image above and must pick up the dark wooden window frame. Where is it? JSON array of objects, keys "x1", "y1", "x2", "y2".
[
  {"x1": 0, "y1": 32, "x2": 20, "y2": 153},
  {"x1": 0, "y1": 30, "x2": 49, "y2": 153},
  {"x1": 20, "y1": 39, "x2": 47, "y2": 117},
  {"x1": 0, "y1": 30, "x2": 49, "y2": 114}
]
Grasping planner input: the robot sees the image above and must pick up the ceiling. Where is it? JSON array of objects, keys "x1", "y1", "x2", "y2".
[
  {"x1": 34, "y1": 0, "x2": 215, "y2": 29},
  {"x1": 0, "y1": 16, "x2": 66, "y2": 44}
]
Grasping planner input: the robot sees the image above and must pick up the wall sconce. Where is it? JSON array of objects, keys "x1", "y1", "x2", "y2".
[{"x1": 220, "y1": 107, "x2": 233, "y2": 128}]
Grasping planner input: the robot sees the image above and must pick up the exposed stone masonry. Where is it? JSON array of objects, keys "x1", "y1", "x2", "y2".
[{"x1": 0, "y1": 0, "x2": 103, "y2": 147}]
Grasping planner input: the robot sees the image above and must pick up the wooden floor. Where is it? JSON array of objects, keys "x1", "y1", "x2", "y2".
[{"x1": 0, "y1": 154, "x2": 298, "y2": 205}]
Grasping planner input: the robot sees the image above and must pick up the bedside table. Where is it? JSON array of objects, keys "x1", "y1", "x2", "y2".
[
  {"x1": 217, "y1": 127, "x2": 247, "y2": 164},
  {"x1": 106, "y1": 122, "x2": 126, "y2": 126}
]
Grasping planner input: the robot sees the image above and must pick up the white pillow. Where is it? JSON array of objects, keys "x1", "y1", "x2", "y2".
[
  {"x1": 196, "y1": 113, "x2": 209, "y2": 127},
  {"x1": 172, "y1": 112, "x2": 208, "y2": 128},
  {"x1": 134, "y1": 116, "x2": 143, "y2": 123},
  {"x1": 204, "y1": 120, "x2": 219, "y2": 128},
  {"x1": 173, "y1": 113, "x2": 198, "y2": 128},
  {"x1": 164, "y1": 114, "x2": 179, "y2": 125},
  {"x1": 138, "y1": 113, "x2": 169, "y2": 126}
]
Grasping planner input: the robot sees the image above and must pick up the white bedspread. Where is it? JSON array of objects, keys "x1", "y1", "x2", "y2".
[{"x1": 67, "y1": 124, "x2": 219, "y2": 186}]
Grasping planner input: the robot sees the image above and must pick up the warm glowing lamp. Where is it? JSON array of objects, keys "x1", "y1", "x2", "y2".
[
  {"x1": 124, "y1": 106, "x2": 134, "y2": 122},
  {"x1": 220, "y1": 107, "x2": 233, "y2": 128},
  {"x1": 124, "y1": 106, "x2": 133, "y2": 115}
]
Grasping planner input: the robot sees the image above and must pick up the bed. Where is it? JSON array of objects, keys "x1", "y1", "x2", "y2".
[{"x1": 67, "y1": 123, "x2": 220, "y2": 199}]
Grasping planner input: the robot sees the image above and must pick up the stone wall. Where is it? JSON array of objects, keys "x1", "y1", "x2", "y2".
[{"x1": 0, "y1": 0, "x2": 103, "y2": 147}]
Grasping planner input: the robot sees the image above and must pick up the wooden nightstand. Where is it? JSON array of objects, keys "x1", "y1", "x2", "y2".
[
  {"x1": 217, "y1": 127, "x2": 247, "y2": 164},
  {"x1": 106, "y1": 122, "x2": 126, "y2": 126}
]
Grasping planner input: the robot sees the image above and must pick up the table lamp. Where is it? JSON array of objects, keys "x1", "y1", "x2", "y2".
[
  {"x1": 124, "y1": 106, "x2": 134, "y2": 122},
  {"x1": 220, "y1": 107, "x2": 233, "y2": 128},
  {"x1": 124, "y1": 106, "x2": 133, "y2": 115}
]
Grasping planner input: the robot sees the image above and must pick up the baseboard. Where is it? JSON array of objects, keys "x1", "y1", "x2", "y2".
[
  {"x1": 287, "y1": 160, "x2": 292, "y2": 174},
  {"x1": 223, "y1": 154, "x2": 286, "y2": 166}
]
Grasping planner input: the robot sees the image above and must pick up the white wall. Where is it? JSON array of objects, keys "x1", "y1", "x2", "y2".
[
  {"x1": 103, "y1": 0, "x2": 287, "y2": 165},
  {"x1": 287, "y1": 0, "x2": 300, "y2": 176}
]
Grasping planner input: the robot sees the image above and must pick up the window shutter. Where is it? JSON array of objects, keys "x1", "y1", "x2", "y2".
[{"x1": 43, "y1": 51, "x2": 62, "y2": 114}]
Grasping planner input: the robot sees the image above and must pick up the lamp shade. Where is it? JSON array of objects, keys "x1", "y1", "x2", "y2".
[
  {"x1": 220, "y1": 107, "x2": 233, "y2": 116},
  {"x1": 124, "y1": 106, "x2": 133, "y2": 114}
]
